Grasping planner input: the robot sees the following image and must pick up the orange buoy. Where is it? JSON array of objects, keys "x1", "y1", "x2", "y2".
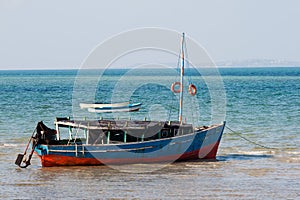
[
  {"x1": 171, "y1": 82, "x2": 181, "y2": 93},
  {"x1": 188, "y1": 84, "x2": 197, "y2": 96}
]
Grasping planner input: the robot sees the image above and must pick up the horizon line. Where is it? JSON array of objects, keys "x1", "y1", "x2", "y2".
[{"x1": 1, "y1": 65, "x2": 300, "y2": 71}]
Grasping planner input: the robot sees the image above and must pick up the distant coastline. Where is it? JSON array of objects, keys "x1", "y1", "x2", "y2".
[
  {"x1": 0, "y1": 64, "x2": 300, "y2": 72},
  {"x1": 1, "y1": 59, "x2": 300, "y2": 71},
  {"x1": 1, "y1": 66, "x2": 300, "y2": 71},
  {"x1": 216, "y1": 58, "x2": 300, "y2": 67},
  {"x1": 1, "y1": 67, "x2": 299, "y2": 77}
]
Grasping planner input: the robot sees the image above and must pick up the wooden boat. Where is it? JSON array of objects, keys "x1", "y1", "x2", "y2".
[{"x1": 15, "y1": 33, "x2": 226, "y2": 168}]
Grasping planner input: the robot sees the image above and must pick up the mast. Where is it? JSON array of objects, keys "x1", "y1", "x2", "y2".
[{"x1": 179, "y1": 32, "x2": 185, "y2": 124}]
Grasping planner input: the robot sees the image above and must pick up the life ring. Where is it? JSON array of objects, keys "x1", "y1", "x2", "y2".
[
  {"x1": 188, "y1": 84, "x2": 197, "y2": 96},
  {"x1": 171, "y1": 82, "x2": 181, "y2": 93}
]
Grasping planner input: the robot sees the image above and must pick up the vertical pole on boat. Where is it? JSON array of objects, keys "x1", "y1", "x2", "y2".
[
  {"x1": 55, "y1": 121, "x2": 60, "y2": 140},
  {"x1": 86, "y1": 129, "x2": 89, "y2": 145},
  {"x1": 107, "y1": 131, "x2": 110, "y2": 144},
  {"x1": 68, "y1": 126, "x2": 72, "y2": 140},
  {"x1": 179, "y1": 32, "x2": 185, "y2": 124},
  {"x1": 86, "y1": 122, "x2": 89, "y2": 145},
  {"x1": 107, "y1": 122, "x2": 111, "y2": 144},
  {"x1": 124, "y1": 131, "x2": 127, "y2": 143}
]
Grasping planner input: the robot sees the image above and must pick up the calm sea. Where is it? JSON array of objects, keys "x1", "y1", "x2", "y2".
[{"x1": 0, "y1": 67, "x2": 299, "y2": 199}]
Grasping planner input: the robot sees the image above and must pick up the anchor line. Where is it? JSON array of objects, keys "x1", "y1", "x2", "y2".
[{"x1": 225, "y1": 126, "x2": 277, "y2": 150}]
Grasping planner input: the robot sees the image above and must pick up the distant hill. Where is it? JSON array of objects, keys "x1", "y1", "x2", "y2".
[{"x1": 216, "y1": 59, "x2": 300, "y2": 67}]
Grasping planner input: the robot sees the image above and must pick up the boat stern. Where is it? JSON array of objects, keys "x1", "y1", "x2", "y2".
[{"x1": 34, "y1": 144, "x2": 49, "y2": 156}]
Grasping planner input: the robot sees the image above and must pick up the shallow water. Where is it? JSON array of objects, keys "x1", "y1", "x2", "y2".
[{"x1": 0, "y1": 68, "x2": 299, "y2": 199}]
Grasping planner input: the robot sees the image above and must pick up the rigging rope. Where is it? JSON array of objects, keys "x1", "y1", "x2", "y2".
[
  {"x1": 183, "y1": 37, "x2": 197, "y2": 125},
  {"x1": 168, "y1": 44, "x2": 182, "y2": 122},
  {"x1": 225, "y1": 126, "x2": 277, "y2": 150},
  {"x1": 169, "y1": 34, "x2": 197, "y2": 125}
]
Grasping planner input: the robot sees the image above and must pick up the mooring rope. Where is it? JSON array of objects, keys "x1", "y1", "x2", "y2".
[{"x1": 225, "y1": 126, "x2": 277, "y2": 150}]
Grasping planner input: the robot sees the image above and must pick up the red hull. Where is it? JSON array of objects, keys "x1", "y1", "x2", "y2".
[{"x1": 38, "y1": 141, "x2": 220, "y2": 167}]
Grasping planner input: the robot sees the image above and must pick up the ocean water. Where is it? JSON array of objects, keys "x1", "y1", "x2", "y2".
[{"x1": 0, "y1": 67, "x2": 299, "y2": 199}]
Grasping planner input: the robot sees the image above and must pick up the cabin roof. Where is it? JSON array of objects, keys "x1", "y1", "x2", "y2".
[{"x1": 55, "y1": 118, "x2": 193, "y2": 131}]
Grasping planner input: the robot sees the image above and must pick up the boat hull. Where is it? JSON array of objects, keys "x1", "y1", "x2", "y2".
[{"x1": 35, "y1": 123, "x2": 225, "y2": 167}]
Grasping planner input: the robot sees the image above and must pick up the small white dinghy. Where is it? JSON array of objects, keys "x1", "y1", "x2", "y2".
[
  {"x1": 80, "y1": 102, "x2": 142, "y2": 113},
  {"x1": 80, "y1": 102, "x2": 129, "y2": 109}
]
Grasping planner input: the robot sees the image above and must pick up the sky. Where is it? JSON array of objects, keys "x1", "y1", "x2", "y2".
[{"x1": 0, "y1": 0, "x2": 300, "y2": 69}]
